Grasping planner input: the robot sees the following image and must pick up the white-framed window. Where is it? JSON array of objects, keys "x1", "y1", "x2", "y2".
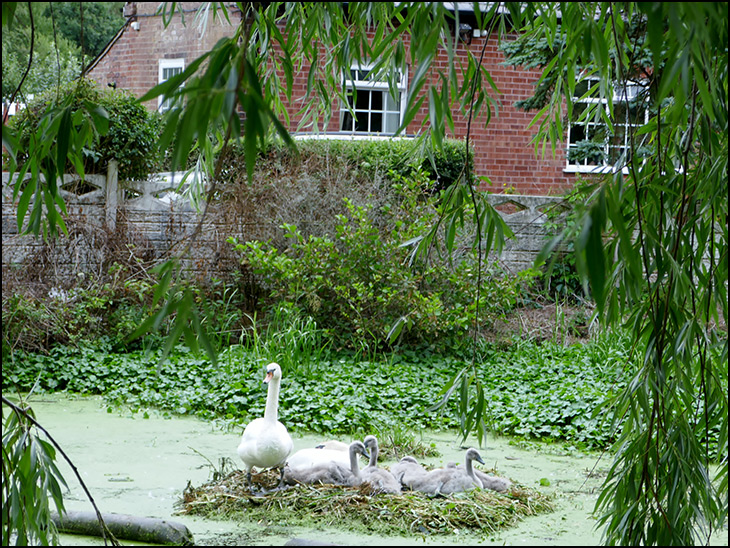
[
  {"x1": 158, "y1": 58, "x2": 185, "y2": 112},
  {"x1": 566, "y1": 76, "x2": 648, "y2": 172},
  {"x1": 340, "y1": 64, "x2": 407, "y2": 135}
]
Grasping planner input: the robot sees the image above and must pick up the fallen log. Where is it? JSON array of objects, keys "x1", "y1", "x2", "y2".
[{"x1": 51, "y1": 510, "x2": 194, "y2": 546}]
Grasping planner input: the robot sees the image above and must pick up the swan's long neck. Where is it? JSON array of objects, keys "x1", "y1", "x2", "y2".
[
  {"x1": 350, "y1": 447, "x2": 362, "y2": 478},
  {"x1": 264, "y1": 376, "x2": 280, "y2": 422},
  {"x1": 465, "y1": 453, "x2": 483, "y2": 487},
  {"x1": 368, "y1": 442, "x2": 378, "y2": 468},
  {"x1": 465, "y1": 455, "x2": 474, "y2": 478}
]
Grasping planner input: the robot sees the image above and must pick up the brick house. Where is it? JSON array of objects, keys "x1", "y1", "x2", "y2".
[{"x1": 87, "y1": 2, "x2": 586, "y2": 196}]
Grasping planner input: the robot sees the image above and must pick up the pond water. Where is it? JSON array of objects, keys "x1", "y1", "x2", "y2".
[{"x1": 23, "y1": 394, "x2": 727, "y2": 546}]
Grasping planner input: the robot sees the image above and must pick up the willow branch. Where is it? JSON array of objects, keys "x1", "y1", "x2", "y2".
[{"x1": 1, "y1": 396, "x2": 121, "y2": 547}]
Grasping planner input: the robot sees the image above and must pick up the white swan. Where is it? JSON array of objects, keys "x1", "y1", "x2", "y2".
[
  {"x1": 286, "y1": 440, "x2": 354, "y2": 471},
  {"x1": 237, "y1": 362, "x2": 293, "y2": 488},
  {"x1": 410, "y1": 448, "x2": 485, "y2": 495},
  {"x1": 283, "y1": 441, "x2": 368, "y2": 487},
  {"x1": 390, "y1": 455, "x2": 427, "y2": 489},
  {"x1": 315, "y1": 440, "x2": 350, "y2": 451},
  {"x1": 361, "y1": 435, "x2": 402, "y2": 494}
]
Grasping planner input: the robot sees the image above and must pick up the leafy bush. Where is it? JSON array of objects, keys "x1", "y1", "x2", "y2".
[
  {"x1": 8, "y1": 77, "x2": 162, "y2": 180},
  {"x1": 1, "y1": 258, "x2": 260, "y2": 356},
  {"x1": 1, "y1": 261, "x2": 159, "y2": 354},
  {"x1": 235, "y1": 172, "x2": 521, "y2": 351}
]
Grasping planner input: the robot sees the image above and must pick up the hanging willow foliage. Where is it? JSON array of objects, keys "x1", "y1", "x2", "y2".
[{"x1": 527, "y1": 3, "x2": 728, "y2": 546}]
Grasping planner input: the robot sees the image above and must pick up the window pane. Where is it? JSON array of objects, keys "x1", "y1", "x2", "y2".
[
  {"x1": 386, "y1": 92, "x2": 399, "y2": 112},
  {"x1": 574, "y1": 77, "x2": 599, "y2": 99},
  {"x1": 341, "y1": 111, "x2": 354, "y2": 132},
  {"x1": 371, "y1": 91, "x2": 383, "y2": 110},
  {"x1": 569, "y1": 124, "x2": 586, "y2": 143},
  {"x1": 370, "y1": 112, "x2": 382, "y2": 132},
  {"x1": 355, "y1": 90, "x2": 370, "y2": 110},
  {"x1": 163, "y1": 66, "x2": 182, "y2": 80},
  {"x1": 386, "y1": 112, "x2": 400, "y2": 133},
  {"x1": 354, "y1": 112, "x2": 368, "y2": 132}
]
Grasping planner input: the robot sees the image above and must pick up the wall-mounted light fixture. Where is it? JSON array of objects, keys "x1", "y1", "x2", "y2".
[
  {"x1": 459, "y1": 23, "x2": 473, "y2": 45},
  {"x1": 131, "y1": 21, "x2": 140, "y2": 31}
]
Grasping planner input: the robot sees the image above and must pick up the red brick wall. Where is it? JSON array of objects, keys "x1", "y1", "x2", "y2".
[
  {"x1": 88, "y1": 3, "x2": 577, "y2": 195},
  {"x1": 88, "y1": 3, "x2": 243, "y2": 111},
  {"x1": 442, "y1": 35, "x2": 575, "y2": 195}
]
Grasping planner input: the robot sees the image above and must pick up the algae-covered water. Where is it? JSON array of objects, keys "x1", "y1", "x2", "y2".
[{"x1": 22, "y1": 394, "x2": 728, "y2": 546}]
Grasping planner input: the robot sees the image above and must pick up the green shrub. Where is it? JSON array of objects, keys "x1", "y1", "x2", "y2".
[
  {"x1": 238, "y1": 200, "x2": 443, "y2": 350},
  {"x1": 1, "y1": 262, "x2": 257, "y2": 356},
  {"x1": 193, "y1": 274, "x2": 251, "y2": 348},
  {"x1": 1, "y1": 262, "x2": 160, "y2": 354},
  {"x1": 234, "y1": 172, "x2": 521, "y2": 351},
  {"x1": 8, "y1": 77, "x2": 162, "y2": 181}
]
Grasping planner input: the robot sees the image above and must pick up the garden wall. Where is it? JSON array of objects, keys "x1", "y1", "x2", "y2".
[
  {"x1": 2, "y1": 165, "x2": 244, "y2": 295},
  {"x1": 2, "y1": 166, "x2": 563, "y2": 294}
]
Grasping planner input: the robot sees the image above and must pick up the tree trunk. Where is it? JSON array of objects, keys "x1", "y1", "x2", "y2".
[{"x1": 51, "y1": 510, "x2": 194, "y2": 546}]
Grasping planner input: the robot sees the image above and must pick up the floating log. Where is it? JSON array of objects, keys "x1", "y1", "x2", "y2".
[{"x1": 51, "y1": 510, "x2": 194, "y2": 546}]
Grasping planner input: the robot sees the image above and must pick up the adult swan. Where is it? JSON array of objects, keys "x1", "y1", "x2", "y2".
[{"x1": 237, "y1": 362, "x2": 293, "y2": 489}]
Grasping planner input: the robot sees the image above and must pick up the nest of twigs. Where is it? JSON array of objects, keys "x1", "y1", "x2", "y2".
[{"x1": 176, "y1": 469, "x2": 553, "y2": 536}]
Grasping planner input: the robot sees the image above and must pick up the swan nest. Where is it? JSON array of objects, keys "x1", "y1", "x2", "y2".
[{"x1": 176, "y1": 469, "x2": 553, "y2": 536}]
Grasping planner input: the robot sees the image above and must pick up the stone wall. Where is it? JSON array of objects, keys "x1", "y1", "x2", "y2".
[
  {"x1": 486, "y1": 194, "x2": 567, "y2": 274},
  {"x1": 3, "y1": 169, "x2": 111, "y2": 292},
  {"x1": 2, "y1": 166, "x2": 562, "y2": 294},
  {"x1": 2, "y1": 165, "x2": 245, "y2": 294}
]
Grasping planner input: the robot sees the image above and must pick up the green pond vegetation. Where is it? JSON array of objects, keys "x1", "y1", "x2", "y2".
[{"x1": 3, "y1": 328, "x2": 635, "y2": 452}]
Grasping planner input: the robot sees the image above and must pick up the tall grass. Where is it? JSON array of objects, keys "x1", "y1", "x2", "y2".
[{"x1": 242, "y1": 304, "x2": 332, "y2": 378}]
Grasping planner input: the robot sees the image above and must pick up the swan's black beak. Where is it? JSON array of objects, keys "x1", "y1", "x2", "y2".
[{"x1": 475, "y1": 453, "x2": 485, "y2": 465}]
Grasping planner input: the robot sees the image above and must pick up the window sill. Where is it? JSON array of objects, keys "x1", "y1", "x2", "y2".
[
  {"x1": 563, "y1": 164, "x2": 629, "y2": 175},
  {"x1": 292, "y1": 132, "x2": 415, "y2": 141}
]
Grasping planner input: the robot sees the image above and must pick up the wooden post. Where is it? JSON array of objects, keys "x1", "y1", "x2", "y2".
[{"x1": 105, "y1": 160, "x2": 119, "y2": 230}]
